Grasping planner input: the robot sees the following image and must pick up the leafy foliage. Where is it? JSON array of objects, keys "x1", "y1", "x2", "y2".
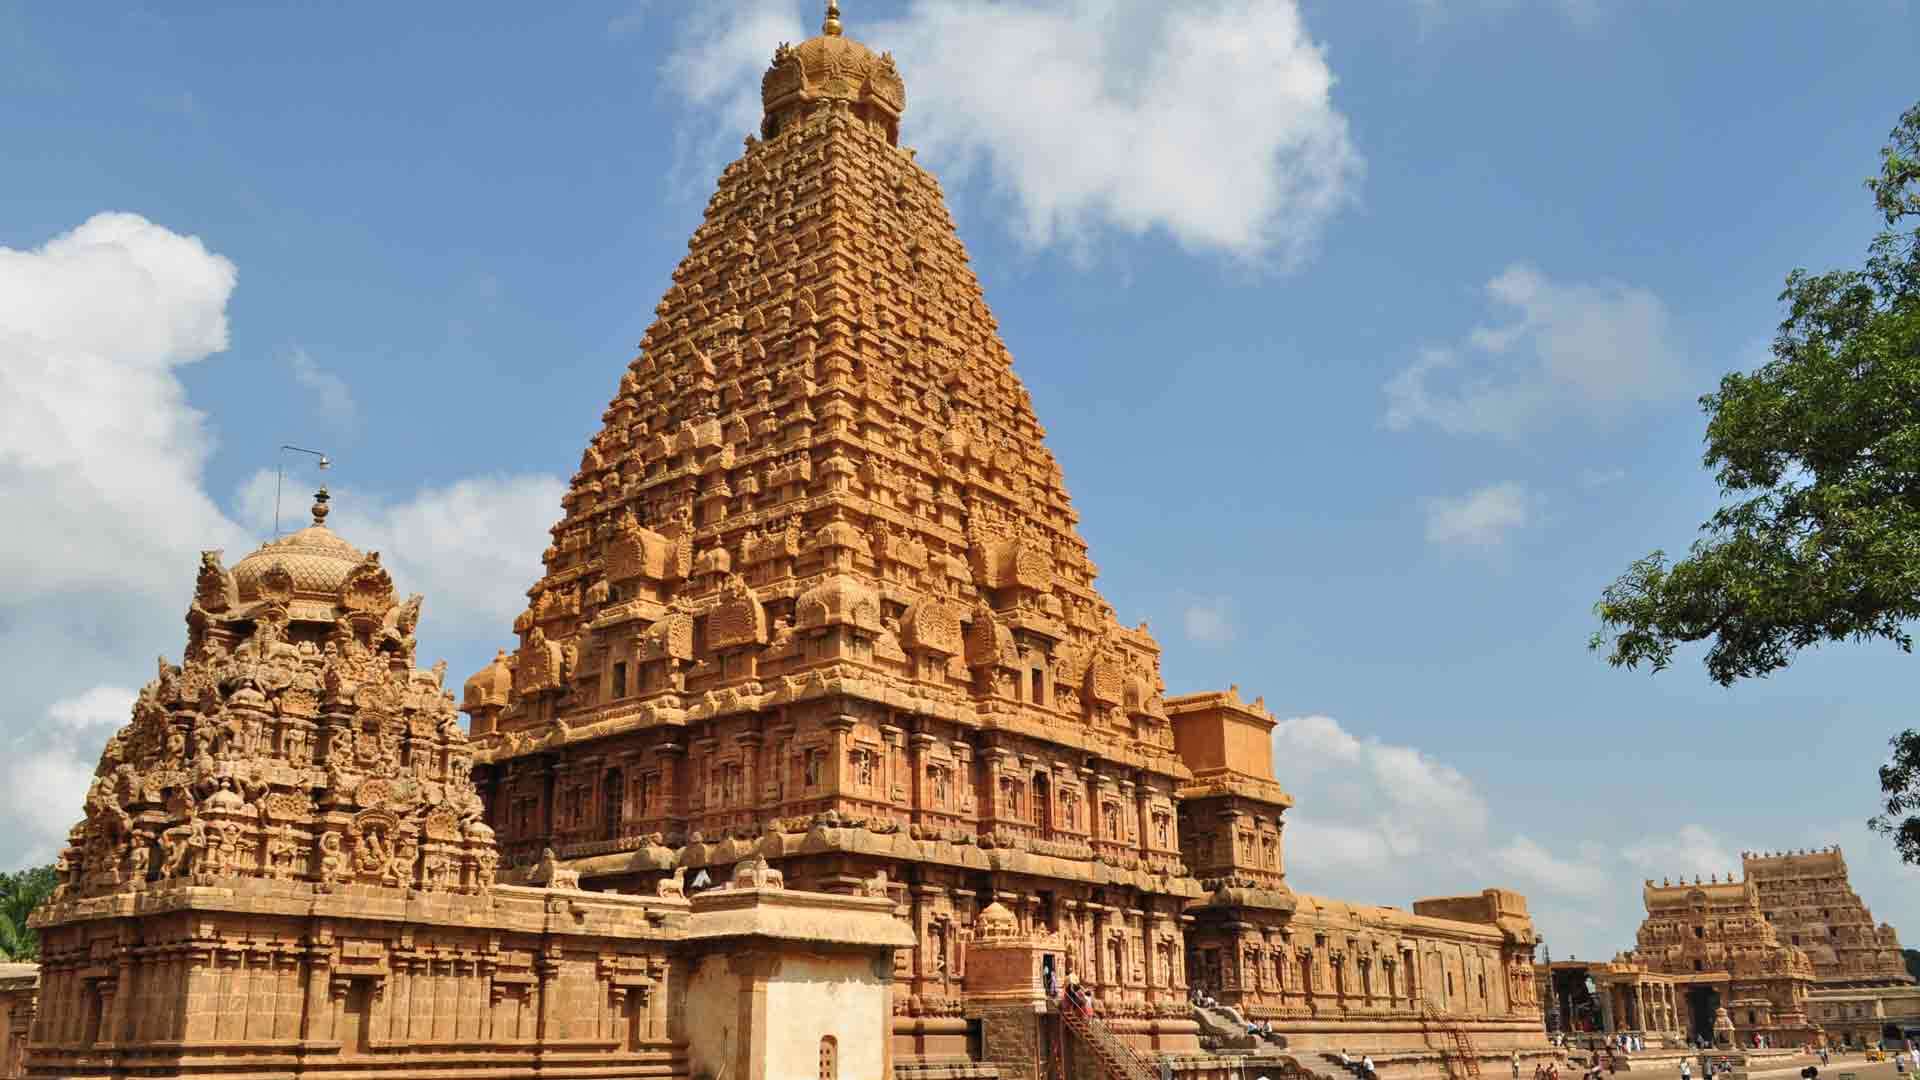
[
  {"x1": 0, "y1": 864, "x2": 57, "y2": 962},
  {"x1": 1590, "y1": 103, "x2": 1920, "y2": 860}
]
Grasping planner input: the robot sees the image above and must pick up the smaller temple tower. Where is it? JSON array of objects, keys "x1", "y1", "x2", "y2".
[
  {"x1": 1741, "y1": 848, "x2": 1911, "y2": 987},
  {"x1": 1628, "y1": 874, "x2": 1818, "y2": 1047}
]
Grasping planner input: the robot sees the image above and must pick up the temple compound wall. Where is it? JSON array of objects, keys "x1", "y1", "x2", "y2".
[{"x1": 1172, "y1": 694, "x2": 1542, "y2": 1055}]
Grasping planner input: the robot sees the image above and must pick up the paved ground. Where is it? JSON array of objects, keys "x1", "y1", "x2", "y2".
[{"x1": 1751, "y1": 1057, "x2": 1916, "y2": 1080}]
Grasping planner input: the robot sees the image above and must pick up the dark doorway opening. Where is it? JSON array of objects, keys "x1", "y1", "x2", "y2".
[
  {"x1": 1687, "y1": 987, "x2": 1721, "y2": 1046},
  {"x1": 1550, "y1": 968, "x2": 1599, "y2": 1032}
]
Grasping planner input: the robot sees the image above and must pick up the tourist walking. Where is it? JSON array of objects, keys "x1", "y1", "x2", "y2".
[
  {"x1": 1679, "y1": 1057, "x2": 1692, "y2": 1080},
  {"x1": 1514, "y1": 1049, "x2": 1523, "y2": 1079}
]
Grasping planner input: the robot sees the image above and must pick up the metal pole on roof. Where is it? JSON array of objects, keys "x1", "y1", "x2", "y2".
[{"x1": 274, "y1": 445, "x2": 330, "y2": 537}]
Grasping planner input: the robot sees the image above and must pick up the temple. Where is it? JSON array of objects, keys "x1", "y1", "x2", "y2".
[
  {"x1": 7, "y1": 6, "x2": 1551, "y2": 1079},
  {"x1": 1539, "y1": 848, "x2": 1918, "y2": 1052}
]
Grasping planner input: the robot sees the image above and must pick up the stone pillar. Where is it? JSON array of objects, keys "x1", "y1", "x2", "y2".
[
  {"x1": 908, "y1": 733, "x2": 934, "y2": 816},
  {"x1": 736, "y1": 732, "x2": 761, "y2": 812},
  {"x1": 826, "y1": 714, "x2": 856, "y2": 801},
  {"x1": 881, "y1": 723, "x2": 905, "y2": 805},
  {"x1": 659, "y1": 742, "x2": 685, "y2": 819},
  {"x1": 728, "y1": 952, "x2": 778, "y2": 1080}
]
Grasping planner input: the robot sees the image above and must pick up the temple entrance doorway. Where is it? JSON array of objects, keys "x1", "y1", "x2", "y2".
[{"x1": 1686, "y1": 987, "x2": 1721, "y2": 1045}]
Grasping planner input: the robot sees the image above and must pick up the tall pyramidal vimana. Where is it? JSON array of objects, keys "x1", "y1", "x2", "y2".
[{"x1": 463, "y1": 5, "x2": 1547, "y2": 1069}]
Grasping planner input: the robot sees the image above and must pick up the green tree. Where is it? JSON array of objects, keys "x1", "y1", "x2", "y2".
[
  {"x1": 0, "y1": 864, "x2": 58, "y2": 961},
  {"x1": 1591, "y1": 102, "x2": 1920, "y2": 861}
]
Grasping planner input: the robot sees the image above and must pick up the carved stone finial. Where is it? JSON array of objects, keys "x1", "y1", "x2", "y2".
[
  {"x1": 823, "y1": 0, "x2": 842, "y2": 36},
  {"x1": 312, "y1": 486, "x2": 331, "y2": 526}
]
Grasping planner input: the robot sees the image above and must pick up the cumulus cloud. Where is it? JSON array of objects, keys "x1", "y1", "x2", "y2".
[
  {"x1": 1, "y1": 687, "x2": 135, "y2": 861},
  {"x1": 1622, "y1": 824, "x2": 1739, "y2": 882},
  {"x1": 1385, "y1": 263, "x2": 1685, "y2": 437},
  {"x1": 0, "y1": 212, "x2": 561, "y2": 871},
  {"x1": 1269, "y1": 714, "x2": 1626, "y2": 951},
  {"x1": 1273, "y1": 714, "x2": 1489, "y2": 883},
  {"x1": 1420, "y1": 481, "x2": 1532, "y2": 547},
  {"x1": 286, "y1": 346, "x2": 357, "y2": 432},
  {"x1": 234, "y1": 469, "x2": 563, "y2": 642},
  {"x1": 1493, "y1": 836, "x2": 1608, "y2": 896},
  {"x1": 1183, "y1": 597, "x2": 1234, "y2": 645},
  {"x1": 657, "y1": 0, "x2": 1362, "y2": 263}
]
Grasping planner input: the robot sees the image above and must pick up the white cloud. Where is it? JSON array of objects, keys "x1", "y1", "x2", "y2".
[
  {"x1": 1272, "y1": 714, "x2": 1488, "y2": 880},
  {"x1": 657, "y1": 0, "x2": 1362, "y2": 264},
  {"x1": 234, "y1": 469, "x2": 563, "y2": 641},
  {"x1": 286, "y1": 346, "x2": 357, "y2": 432},
  {"x1": 1579, "y1": 466, "x2": 1625, "y2": 488},
  {"x1": 2, "y1": 686, "x2": 135, "y2": 862},
  {"x1": 1494, "y1": 836, "x2": 1608, "y2": 896},
  {"x1": 1183, "y1": 597, "x2": 1234, "y2": 645},
  {"x1": 1269, "y1": 715, "x2": 1641, "y2": 960},
  {"x1": 1420, "y1": 481, "x2": 1532, "y2": 547},
  {"x1": 1622, "y1": 824, "x2": 1739, "y2": 883},
  {"x1": 0, "y1": 212, "x2": 561, "y2": 871},
  {"x1": 1385, "y1": 263, "x2": 1685, "y2": 437}
]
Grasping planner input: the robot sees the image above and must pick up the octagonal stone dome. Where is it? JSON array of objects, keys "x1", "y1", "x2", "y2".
[
  {"x1": 231, "y1": 488, "x2": 366, "y2": 605},
  {"x1": 760, "y1": 1, "x2": 904, "y2": 143}
]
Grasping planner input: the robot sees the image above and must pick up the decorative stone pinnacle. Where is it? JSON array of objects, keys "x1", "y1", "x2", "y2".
[
  {"x1": 312, "y1": 486, "x2": 331, "y2": 526},
  {"x1": 823, "y1": 0, "x2": 842, "y2": 36}
]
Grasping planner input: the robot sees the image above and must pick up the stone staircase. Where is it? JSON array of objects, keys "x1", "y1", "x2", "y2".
[{"x1": 1059, "y1": 997, "x2": 1158, "y2": 1080}]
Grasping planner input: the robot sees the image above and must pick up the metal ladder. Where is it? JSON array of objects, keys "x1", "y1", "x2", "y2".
[
  {"x1": 1420, "y1": 1002, "x2": 1482, "y2": 1080},
  {"x1": 1059, "y1": 998, "x2": 1158, "y2": 1080}
]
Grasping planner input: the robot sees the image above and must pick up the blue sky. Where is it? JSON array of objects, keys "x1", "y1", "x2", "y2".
[{"x1": 3, "y1": 0, "x2": 1918, "y2": 961}]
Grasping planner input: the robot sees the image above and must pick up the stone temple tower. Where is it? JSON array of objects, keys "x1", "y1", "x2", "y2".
[
  {"x1": 461, "y1": 6, "x2": 1548, "y2": 1071},
  {"x1": 465, "y1": 0, "x2": 1202, "y2": 1056}
]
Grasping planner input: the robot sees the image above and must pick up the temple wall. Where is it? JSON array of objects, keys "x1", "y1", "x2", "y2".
[
  {"x1": 0, "y1": 967, "x2": 35, "y2": 1080},
  {"x1": 1186, "y1": 890, "x2": 1543, "y2": 1056},
  {"x1": 682, "y1": 956, "x2": 739, "y2": 1072},
  {"x1": 25, "y1": 884, "x2": 687, "y2": 1079},
  {"x1": 764, "y1": 952, "x2": 891, "y2": 1079}
]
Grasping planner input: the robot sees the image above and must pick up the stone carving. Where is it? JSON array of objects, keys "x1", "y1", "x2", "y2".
[
  {"x1": 532, "y1": 847, "x2": 581, "y2": 890},
  {"x1": 656, "y1": 865, "x2": 687, "y2": 899},
  {"x1": 45, "y1": 493, "x2": 499, "y2": 903},
  {"x1": 729, "y1": 856, "x2": 784, "y2": 891}
]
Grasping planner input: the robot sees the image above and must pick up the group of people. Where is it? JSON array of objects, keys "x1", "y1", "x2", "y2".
[{"x1": 1337, "y1": 1048, "x2": 1378, "y2": 1080}]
